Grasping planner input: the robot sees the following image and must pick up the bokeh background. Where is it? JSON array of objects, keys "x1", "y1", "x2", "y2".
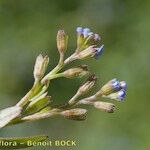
[{"x1": 0, "y1": 0, "x2": 150, "y2": 150}]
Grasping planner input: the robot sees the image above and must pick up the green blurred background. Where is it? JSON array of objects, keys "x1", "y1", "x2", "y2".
[{"x1": 0, "y1": 0, "x2": 150, "y2": 150}]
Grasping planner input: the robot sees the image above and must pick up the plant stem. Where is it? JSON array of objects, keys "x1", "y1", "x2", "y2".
[{"x1": 16, "y1": 82, "x2": 42, "y2": 108}]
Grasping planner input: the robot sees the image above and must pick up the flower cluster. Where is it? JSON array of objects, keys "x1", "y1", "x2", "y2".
[
  {"x1": 96, "y1": 79, "x2": 127, "y2": 101},
  {"x1": 0, "y1": 27, "x2": 127, "y2": 131},
  {"x1": 76, "y1": 27, "x2": 101, "y2": 43},
  {"x1": 75, "y1": 27, "x2": 104, "y2": 60}
]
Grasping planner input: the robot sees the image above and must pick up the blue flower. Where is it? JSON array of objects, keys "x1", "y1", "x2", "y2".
[
  {"x1": 97, "y1": 78, "x2": 127, "y2": 97},
  {"x1": 76, "y1": 26, "x2": 101, "y2": 41},
  {"x1": 109, "y1": 78, "x2": 121, "y2": 91},
  {"x1": 112, "y1": 80, "x2": 121, "y2": 91},
  {"x1": 83, "y1": 28, "x2": 91, "y2": 37},
  {"x1": 120, "y1": 81, "x2": 127, "y2": 90},
  {"x1": 103, "y1": 89, "x2": 126, "y2": 101},
  {"x1": 76, "y1": 26, "x2": 102, "y2": 51},
  {"x1": 118, "y1": 89, "x2": 126, "y2": 101},
  {"x1": 76, "y1": 27, "x2": 83, "y2": 34},
  {"x1": 94, "y1": 44, "x2": 104, "y2": 59},
  {"x1": 109, "y1": 79, "x2": 127, "y2": 91}
]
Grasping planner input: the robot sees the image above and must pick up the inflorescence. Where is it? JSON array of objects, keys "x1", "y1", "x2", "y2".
[{"x1": 0, "y1": 27, "x2": 127, "y2": 129}]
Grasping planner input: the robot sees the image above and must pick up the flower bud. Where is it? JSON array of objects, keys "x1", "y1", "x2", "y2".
[
  {"x1": 77, "y1": 45, "x2": 97, "y2": 59},
  {"x1": 76, "y1": 27, "x2": 101, "y2": 50},
  {"x1": 93, "y1": 101, "x2": 115, "y2": 113},
  {"x1": 104, "y1": 89, "x2": 126, "y2": 101},
  {"x1": 78, "y1": 74, "x2": 97, "y2": 95},
  {"x1": 57, "y1": 30, "x2": 68, "y2": 54},
  {"x1": 84, "y1": 33, "x2": 101, "y2": 48},
  {"x1": 63, "y1": 65, "x2": 89, "y2": 79},
  {"x1": 83, "y1": 28, "x2": 91, "y2": 38},
  {"x1": 96, "y1": 78, "x2": 121, "y2": 97},
  {"x1": 34, "y1": 54, "x2": 49, "y2": 82},
  {"x1": 60, "y1": 108, "x2": 87, "y2": 121},
  {"x1": 76, "y1": 27, "x2": 84, "y2": 49}
]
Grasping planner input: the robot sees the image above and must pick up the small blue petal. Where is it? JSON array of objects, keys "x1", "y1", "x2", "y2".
[
  {"x1": 120, "y1": 81, "x2": 127, "y2": 90},
  {"x1": 118, "y1": 90, "x2": 126, "y2": 101},
  {"x1": 94, "y1": 34, "x2": 101, "y2": 41},
  {"x1": 76, "y1": 27, "x2": 83, "y2": 34},
  {"x1": 112, "y1": 81, "x2": 121, "y2": 90},
  {"x1": 94, "y1": 44, "x2": 104, "y2": 59},
  {"x1": 83, "y1": 28, "x2": 90, "y2": 33},
  {"x1": 83, "y1": 28, "x2": 91, "y2": 37}
]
